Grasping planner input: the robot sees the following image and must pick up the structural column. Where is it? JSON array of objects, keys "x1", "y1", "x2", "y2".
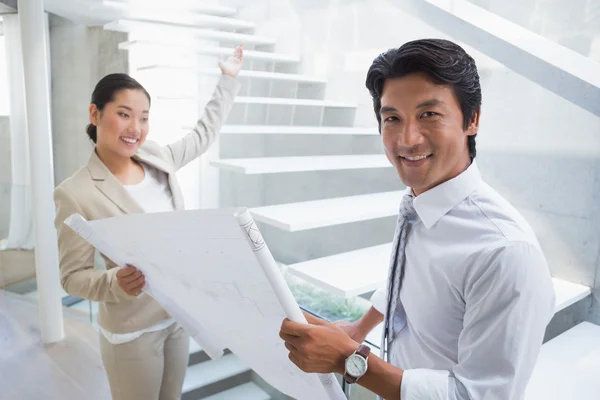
[{"x1": 18, "y1": 0, "x2": 64, "y2": 343}]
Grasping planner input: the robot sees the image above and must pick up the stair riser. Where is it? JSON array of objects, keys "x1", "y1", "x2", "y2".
[
  {"x1": 188, "y1": 349, "x2": 232, "y2": 367},
  {"x1": 182, "y1": 370, "x2": 253, "y2": 400},
  {"x1": 124, "y1": 44, "x2": 300, "y2": 73},
  {"x1": 141, "y1": 77, "x2": 326, "y2": 100},
  {"x1": 219, "y1": 134, "x2": 382, "y2": 158},
  {"x1": 221, "y1": 170, "x2": 399, "y2": 211},
  {"x1": 227, "y1": 104, "x2": 356, "y2": 127}
]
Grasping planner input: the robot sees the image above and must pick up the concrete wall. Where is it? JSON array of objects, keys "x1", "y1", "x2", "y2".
[
  {"x1": 0, "y1": 0, "x2": 17, "y2": 13},
  {"x1": 0, "y1": 116, "x2": 11, "y2": 239},
  {"x1": 214, "y1": 0, "x2": 600, "y2": 337},
  {"x1": 49, "y1": 14, "x2": 128, "y2": 186}
]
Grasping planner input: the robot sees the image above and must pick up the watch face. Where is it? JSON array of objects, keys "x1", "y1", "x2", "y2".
[{"x1": 345, "y1": 354, "x2": 367, "y2": 378}]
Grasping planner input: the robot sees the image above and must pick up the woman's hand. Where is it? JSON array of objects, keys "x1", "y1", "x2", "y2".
[
  {"x1": 116, "y1": 265, "x2": 145, "y2": 296},
  {"x1": 219, "y1": 44, "x2": 244, "y2": 78}
]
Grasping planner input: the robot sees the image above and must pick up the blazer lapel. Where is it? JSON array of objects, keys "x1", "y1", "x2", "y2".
[{"x1": 88, "y1": 150, "x2": 145, "y2": 215}]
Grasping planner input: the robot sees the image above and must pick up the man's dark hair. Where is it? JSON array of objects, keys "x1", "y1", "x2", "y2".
[{"x1": 365, "y1": 38, "x2": 481, "y2": 160}]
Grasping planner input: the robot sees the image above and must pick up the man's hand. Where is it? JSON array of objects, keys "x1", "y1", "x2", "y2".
[
  {"x1": 279, "y1": 312, "x2": 359, "y2": 375},
  {"x1": 116, "y1": 265, "x2": 145, "y2": 296},
  {"x1": 218, "y1": 44, "x2": 244, "y2": 78},
  {"x1": 334, "y1": 320, "x2": 369, "y2": 344}
]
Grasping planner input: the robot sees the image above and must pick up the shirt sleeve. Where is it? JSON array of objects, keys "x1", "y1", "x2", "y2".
[
  {"x1": 400, "y1": 241, "x2": 555, "y2": 400},
  {"x1": 370, "y1": 286, "x2": 388, "y2": 315}
]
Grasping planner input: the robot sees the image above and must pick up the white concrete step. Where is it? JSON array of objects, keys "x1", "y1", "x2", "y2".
[
  {"x1": 99, "y1": 2, "x2": 251, "y2": 30},
  {"x1": 211, "y1": 155, "x2": 390, "y2": 174},
  {"x1": 289, "y1": 243, "x2": 393, "y2": 298},
  {"x1": 235, "y1": 97, "x2": 355, "y2": 108},
  {"x1": 364, "y1": 279, "x2": 592, "y2": 348},
  {"x1": 250, "y1": 191, "x2": 403, "y2": 232},
  {"x1": 202, "y1": 382, "x2": 271, "y2": 400},
  {"x1": 219, "y1": 125, "x2": 378, "y2": 135},
  {"x1": 182, "y1": 353, "x2": 250, "y2": 394},
  {"x1": 104, "y1": 20, "x2": 275, "y2": 46},
  {"x1": 98, "y1": 0, "x2": 237, "y2": 17},
  {"x1": 138, "y1": 66, "x2": 326, "y2": 84},
  {"x1": 525, "y1": 322, "x2": 600, "y2": 399},
  {"x1": 119, "y1": 41, "x2": 299, "y2": 63},
  {"x1": 189, "y1": 339, "x2": 202, "y2": 355},
  {"x1": 157, "y1": 96, "x2": 356, "y2": 109},
  {"x1": 290, "y1": 238, "x2": 592, "y2": 305}
]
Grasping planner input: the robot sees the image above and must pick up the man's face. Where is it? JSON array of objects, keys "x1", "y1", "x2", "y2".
[{"x1": 380, "y1": 73, "x2": 479, "y2": 195}]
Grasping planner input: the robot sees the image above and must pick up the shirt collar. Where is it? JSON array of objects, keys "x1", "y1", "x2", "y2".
[{"x1": 411, "y1": 161, "x2": 482, "y2": 229}]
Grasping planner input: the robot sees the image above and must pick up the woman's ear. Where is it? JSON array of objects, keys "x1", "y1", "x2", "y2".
[{"x1": 89, "y1": 104, "x2": 100, "y2": 126}]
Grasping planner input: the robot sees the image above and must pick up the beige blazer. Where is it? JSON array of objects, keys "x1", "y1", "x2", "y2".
[{"x1": 54, "y1": 75, "x2": 240, "y2": 334}]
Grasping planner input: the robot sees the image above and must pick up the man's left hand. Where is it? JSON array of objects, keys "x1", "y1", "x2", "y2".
[{"x1": 279, "y1": 312, "x2": 360, "y2": 375}]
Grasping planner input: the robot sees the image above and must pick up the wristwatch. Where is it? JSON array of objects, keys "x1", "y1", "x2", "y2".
[{"x1": 344, "y1": 344, "x2": 370, "y2": 384}]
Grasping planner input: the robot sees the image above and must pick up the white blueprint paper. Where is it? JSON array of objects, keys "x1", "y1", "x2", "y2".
[{"x1": 64, "y1": 208, "x2": 345, "y2": 400}]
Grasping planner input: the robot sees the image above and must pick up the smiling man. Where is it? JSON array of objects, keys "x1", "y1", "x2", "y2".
[{"x1": 279, "y1": 39, "x2": 555, "y2": 399}]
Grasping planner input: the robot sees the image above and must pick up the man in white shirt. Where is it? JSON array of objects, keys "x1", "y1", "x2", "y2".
[{"x1": 279, "y1": 38, "x2": 555, "y2": 399}]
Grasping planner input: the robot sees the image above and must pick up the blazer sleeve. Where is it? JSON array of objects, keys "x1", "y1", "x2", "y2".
[
  {"x1": 160, "y1": 74, "x2": 241, "y2": 171},
  {"x1": 54, "y1": 185, "x2": 129, "y2": 302}
]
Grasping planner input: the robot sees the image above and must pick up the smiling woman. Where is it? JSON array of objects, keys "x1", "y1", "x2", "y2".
[
  {"x1": 52, "y1": 45, "x2": 244, "y2": 400},
  {"x1": 85, "y1": 74, "x2": 152, "y2": 185}
]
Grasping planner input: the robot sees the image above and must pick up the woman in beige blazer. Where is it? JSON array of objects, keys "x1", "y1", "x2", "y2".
[{"x1": 53, "y1": 46, "x2": 243, "y2": 400}]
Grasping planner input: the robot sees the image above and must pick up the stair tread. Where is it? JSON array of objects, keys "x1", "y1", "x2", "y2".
[
  {"x1": 211, "y1": 155, "x2": 390, "y2": 174},
  {"x1": 189, "y1": 339, "x2": 202, "y2": 355},
  {"x1": 218, "y1": 125, "x2": 378, "y2": 135},
  {"x1": 104, "y1": 20, "x2": 275, "y2": 45},
  {"x1": 120, "y1": 41, "x2": 299, "y2": 63},
  {"x1": 202, "y1": 382, "x2": 271, "y2": 400},
  {"x1": 525, "y1": 322, "x2": 600, "y2": 399},
  {"x1": 250, "y1": 191, "x2": 403, "y2": 231},
  {"x1": 157, "y1": 96, "x2": 356, "y2": 108},
  {"x1": 101, "y1": 2, "x2": 252, "y2": 30},
  {"x1": 183, "y1": 354, "x2": 250, "y2": 393},
  {"x1": 138, "y1": 66, "x2": 325, "y2": 83},
  {"x1": 364, "y1": 279, "x2": 591, "y2": 348},
  {"x1": 288, "y1": 243, "x2": 393, "y2": 297},
  {"x1": 100, "y1": 0, "x2": 237, "y2": 17},
  {"x1": 289, "y1": 238, "x2": 591, "y2": 306},
  {"x1": 234, "y1": 97, "x2": 355, "y2": 107}
]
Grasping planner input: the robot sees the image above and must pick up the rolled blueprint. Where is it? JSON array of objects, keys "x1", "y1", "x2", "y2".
[{"x1": 235, "y1": 208, "x2": 347, "y2": 400}]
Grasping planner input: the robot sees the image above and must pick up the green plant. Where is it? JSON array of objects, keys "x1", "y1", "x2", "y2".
[{"x1": 284, "y1": 272, "x2": 369, "y2": 322}]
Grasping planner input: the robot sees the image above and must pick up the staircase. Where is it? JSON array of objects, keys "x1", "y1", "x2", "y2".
[{"x1": 34, "y1": 0, "x2": 600, "y2": 399}]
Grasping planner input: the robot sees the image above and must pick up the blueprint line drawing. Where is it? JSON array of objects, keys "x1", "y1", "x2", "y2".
[{"x1": 65, "y1": 208, "x2": 345, "y2": 400}]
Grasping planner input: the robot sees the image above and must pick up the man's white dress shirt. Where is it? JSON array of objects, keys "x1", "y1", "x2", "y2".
[{"x1": 370, "y1": 161, "x2": 555, "y2": 400}]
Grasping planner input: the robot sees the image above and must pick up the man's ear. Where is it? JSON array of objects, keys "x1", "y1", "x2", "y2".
[{"x1": 466, "y1": 107, "x2": 481, "y2": 136}]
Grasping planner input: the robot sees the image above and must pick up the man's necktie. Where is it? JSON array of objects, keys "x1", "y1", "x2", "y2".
[{"x1": 382, "y1": 193, "x2": 418, "y2": 361}]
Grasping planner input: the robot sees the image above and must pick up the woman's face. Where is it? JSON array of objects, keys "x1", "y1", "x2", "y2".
[{"x1": 89, "y1": 89, "x2": 150, "y2": 159}]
